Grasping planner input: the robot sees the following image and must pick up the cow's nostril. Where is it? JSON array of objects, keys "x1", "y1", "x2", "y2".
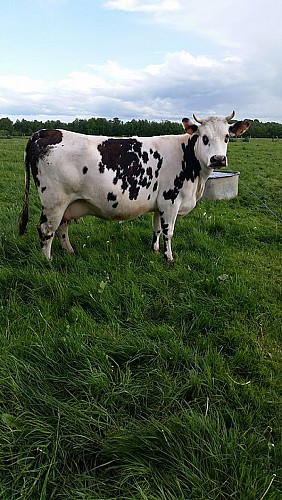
[{"x1": 210, "y1": 155, "x2": 226, "y2": 166}]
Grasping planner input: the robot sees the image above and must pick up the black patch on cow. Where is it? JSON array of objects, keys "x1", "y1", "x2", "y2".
[
  {"x1": 25, "y1": 129, "x2": 63, "y2": 189},
  {"x1": 62, "y1": 234, "x2": 66, "y2": 239},
  {"x1": 121, "y1": 178, "x2": 128, "y2": 191},
  {"x1": 40, "y1": 213, "x2": 48, "y2": 224},
  {"x1": 153, "y1": 181, "x2": 158, "y2": 192},
  {"x1": 99, "y1": 163, "x2": 105, "y2": 174},
  {"x1": 161, "y1": 217, "x2": 169, "y2": 236},
  {"x1": 37, "y1": 225, "x2": 53, "y2": 243},
  {"x1": 32, "y1": 129, "x2": 63, "y2": 149},
  {"x1": 112, "y1": 202, "x2": 118, "y2": 209},
  {"x1": 184, "y1": 135, "x2": 201, "y2": 181},
  {"x1": 41, "y1": 186, "x2": 46, "y2": 193},
  {"x1": 163, "y1": 135, "x2": 201, "y2": 204},
  {"x1": 147, "y1": 194, "x2": 151, "y2": 200},
  {"x1": 97, "y1": 138, "x2": 163, "y2": 201},
  {"x1": 146, "y1": 166, "x2": 153, "y2": 179},
  {"x1": 129, "y1": 178, "x2": 140, "y2": 200},
  {"x1": 82, "y1": 166, "x2": 88, "y2": 175},
  {"x1": 153, "y1": 151, "x2": 163, "y2": 178},
  {"x1": 107, "y1": 192, "x2": 117, "y2": 202},
  {"x1": 142, "y1": 151, "x2": 149, "y2": 163}
]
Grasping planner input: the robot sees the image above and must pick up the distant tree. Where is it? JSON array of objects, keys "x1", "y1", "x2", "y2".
[
  {"x1": 86, "y1": 118, "x2": 108, "y2": 135},
  {"x1": 107, "y1": 117, "x2": 123, "y2": 136},
  {"x1": 70, "y1": 118, "x2": 89, "y2": 134},
  {"x1": 44, "y1": 119, "x2": 66, "y2": 130},
  {"x1": 4, "y1": 115, "x2": 282, "y2": 138},
  {"x1": 123, "y1": 119, "x2": 139, "y2": 136},
  {"x1": 14, "y1": 119, "x2": 30, "y2": 136},
  {"x1": 248, "y1": 119, "x2": 282, "y2": 138},
  {"x1": 0, "y1": 117, "x2": 14, "y2": 136}
]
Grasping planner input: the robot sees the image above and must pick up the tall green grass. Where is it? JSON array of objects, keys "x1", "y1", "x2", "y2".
[{"x1": 0, "y1": 137, "x2": 281, "y2": 499}]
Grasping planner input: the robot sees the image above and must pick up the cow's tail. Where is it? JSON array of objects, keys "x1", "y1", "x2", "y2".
[{"x1": 19, "y1": 139, "x2": 31, "y2": 235}]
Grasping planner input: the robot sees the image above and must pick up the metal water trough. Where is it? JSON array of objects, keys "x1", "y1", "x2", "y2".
[{"x1": 202, "y1": 171, "x2": 240, "y2": 200}]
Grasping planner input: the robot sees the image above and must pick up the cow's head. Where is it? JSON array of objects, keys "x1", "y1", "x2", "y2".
[{"x1": 182, "y1": 112, "x2": 250, "y2": 169}]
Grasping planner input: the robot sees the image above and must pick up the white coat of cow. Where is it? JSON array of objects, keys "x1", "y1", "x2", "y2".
[{"x1": 19, "y1": 112, "x2": 249, "y2": 260}]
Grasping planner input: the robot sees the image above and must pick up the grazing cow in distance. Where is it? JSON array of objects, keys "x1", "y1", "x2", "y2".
[{"x1": 19, "y1": 112, "x2": 249, "y2": 261}]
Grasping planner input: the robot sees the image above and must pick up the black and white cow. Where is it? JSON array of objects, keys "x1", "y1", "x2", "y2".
[{"x1": 19, "y1": 112, "x2": 249, "y2": 260}]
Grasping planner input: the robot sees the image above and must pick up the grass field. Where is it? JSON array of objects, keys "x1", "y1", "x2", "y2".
[{"x1": 0, "y1": 136, "x2": 281, "y2": 499}]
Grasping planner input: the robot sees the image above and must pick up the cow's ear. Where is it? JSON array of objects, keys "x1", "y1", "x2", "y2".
[
  {"x1": 182, "y1": 118, "x2": 198, "y2": 135},
  {"x1": 229, "y1": 119, "x2": 250, "y2": 136}
]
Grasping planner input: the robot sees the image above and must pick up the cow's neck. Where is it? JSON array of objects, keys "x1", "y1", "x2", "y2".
[
  {"x1": 182, "y1": 135, "x2": 202, "y2": 183},
  {"x1": 183, "y1": 135, "x2": 214, "y2": 200}
]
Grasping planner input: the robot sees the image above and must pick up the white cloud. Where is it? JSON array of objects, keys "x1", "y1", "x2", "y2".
[
  {"x1": 1, "y1": 0, "x2": 281, "y2": 123},
  {"x1": 0, "y1": 75, "x2": 46, "y2": 94},
  {"x1": 104, "y1": 0, "x2": 282, "y2": 60},
  {"x1": 87, "y1": 61, "x2": 144, "y2": 84},
  {"x1": 2, "y1": 50, "x2": 277, "y2": 123}
]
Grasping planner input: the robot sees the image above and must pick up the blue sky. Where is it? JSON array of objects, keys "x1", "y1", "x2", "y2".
[{"x1": 0, "y1": 0, "x2": 281, "y2": 123}]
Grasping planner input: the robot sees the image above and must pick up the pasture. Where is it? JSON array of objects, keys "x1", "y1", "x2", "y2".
[{"x1": 0, "y1": 136, "x2": 281, "y2": 499}]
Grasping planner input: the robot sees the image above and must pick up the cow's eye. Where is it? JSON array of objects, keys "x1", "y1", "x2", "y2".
[
  {"x1": 202, "y1": 135, "x2": 209, "y2": 145},
  {"x1": 225, "y1": 134, "x2": 229, "y2": 143}
]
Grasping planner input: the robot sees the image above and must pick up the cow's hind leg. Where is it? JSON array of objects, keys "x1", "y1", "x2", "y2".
[
  {"x1": 151, "y1": 212, "x2": 162, "y2": 253},
  {"x1": 56, "y1": 220, "x2": 74, "y2": 254},
  {"x1": 37, "y1": 206, "x2": 66, "y2": 260}
]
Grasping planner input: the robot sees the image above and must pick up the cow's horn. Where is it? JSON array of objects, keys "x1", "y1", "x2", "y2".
[
  {"x1": 193, "y1": 114, "x2": 204, "y2": 124},
  {"x1": 226, "y1": 111, "x2": 235, "y2": 122}
]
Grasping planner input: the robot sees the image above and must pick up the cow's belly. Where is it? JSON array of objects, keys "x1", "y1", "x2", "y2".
[{"x1": 63, "y1": 198, "x2": 153, "y2": 222}]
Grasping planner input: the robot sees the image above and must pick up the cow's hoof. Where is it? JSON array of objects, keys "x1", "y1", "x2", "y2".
[{"x1": 165, "y1": 256, "x2": 174, "y2": 263}]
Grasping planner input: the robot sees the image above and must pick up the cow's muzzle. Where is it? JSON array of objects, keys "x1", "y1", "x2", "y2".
[{"x1": 210, "y1": 155, "x2": 227, "y2": 168}]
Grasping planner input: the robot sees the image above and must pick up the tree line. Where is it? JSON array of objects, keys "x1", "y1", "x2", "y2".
[{"x1": 0, "y1": 116, "x2": 281, "y2": 138}]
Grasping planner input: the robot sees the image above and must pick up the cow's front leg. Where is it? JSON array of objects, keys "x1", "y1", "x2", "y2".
[
  {"x1": 160, "y1": 211, "x2": 178, "y2": 262},
  {"x1": 56, "y1": 220, "x2": 74, "y2": 254},
  {"x1": 151, "y1": 212, "x2": 162, "y2": 253}
]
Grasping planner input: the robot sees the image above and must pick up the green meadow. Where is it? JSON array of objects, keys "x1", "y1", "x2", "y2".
[{"x1": 0, "y1": 136, "x2": 281, "y2": 499}]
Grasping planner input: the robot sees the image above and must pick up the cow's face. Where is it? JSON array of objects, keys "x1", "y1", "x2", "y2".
[{"x1": 182, "y1": 113, "x2": 250, "y2": 169}]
